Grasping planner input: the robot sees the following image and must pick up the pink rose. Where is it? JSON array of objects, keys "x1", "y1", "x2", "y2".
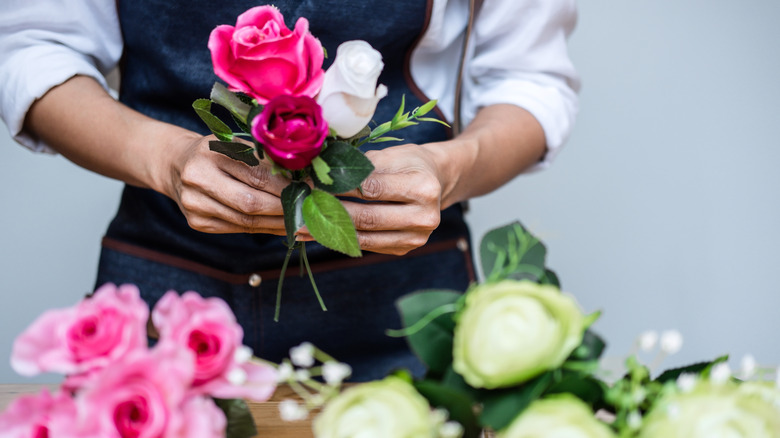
[
  {"x1": 0, "y1": 388, "x2": 76, "y2": 438},
  {"x1": 251, "y1": 94, "x2": 328, "y2": 170},
  {"x1": 152, "y1": 291, "x2": 277, "y2": 402},
  {"x1": 10, "y1": 283, "x2": 148, "y2": 379},
  {"x1": 172, "y1": 396, "x2": 227, "y2": 438},
  {"x1": 208, "y1": 5, "x2": 325, "y2": 104},
  {"x1": 55, "y1": 343, "x2": 196, "y2": 438}
]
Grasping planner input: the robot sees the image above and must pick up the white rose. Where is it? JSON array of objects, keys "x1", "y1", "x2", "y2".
[
  {"x1": 639, "y1": 380, "x2": 780, "y2": 438},
  {"x1": 452, "y1": 280, "x2": 587, "y2": 389},
  {"x1": 317, "y1": 40, "x2": 388, "y2": 138},
  {"x1": 313, "y1": 376, "x2": 437, "y2": 438},
  {"x1": 497, "y1": 395, "x2": 616, "y2": 438}
]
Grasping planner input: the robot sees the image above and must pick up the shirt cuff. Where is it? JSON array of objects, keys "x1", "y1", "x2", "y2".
[{"x1": 0, "y1": 47, "x2": 111, "y2": 154}]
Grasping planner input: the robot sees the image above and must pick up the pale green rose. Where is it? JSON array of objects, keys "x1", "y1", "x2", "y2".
[
  {"x1": 497, "y1": 394, "x2": 616, "y2": 438},
  {"x1": 639, "y1": 380, "x2": 780, "y2": 438},
  {"x1": 313, "y1": 376, "x2": 437, "y2": 438},
  {"x1": 452, "y1": 280, "x2": 586, "y2": 388}
]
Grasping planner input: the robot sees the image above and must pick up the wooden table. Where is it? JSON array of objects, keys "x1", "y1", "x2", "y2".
[{"x1": 0, "y1": 384, "x2": 314, "y2": 437}]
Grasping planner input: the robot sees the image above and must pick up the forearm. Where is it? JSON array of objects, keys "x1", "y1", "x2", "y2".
[
  {"x1": 425, "y1": 104, "x2": 547, "y2": 209},
  {"x1": 23, "y1": 75, "x2": 196, "y2": 195}
]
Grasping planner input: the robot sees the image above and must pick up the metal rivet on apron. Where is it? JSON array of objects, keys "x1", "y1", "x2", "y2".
[
  {"x1": 248, "y1": 273, "x2": 262, "y2": 287},
  {"x1": 456, "y1": 237, "x2": 469, "y2": 252}
]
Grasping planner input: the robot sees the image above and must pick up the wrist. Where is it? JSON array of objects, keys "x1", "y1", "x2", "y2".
[{"x1": 421, "y1": 136, "x2": 479, "y2": 209}]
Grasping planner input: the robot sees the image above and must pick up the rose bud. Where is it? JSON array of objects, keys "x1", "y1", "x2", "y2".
[
  {"x1": 317, "y1": 40, "x2": 388, "y2": 138},
  {"x1": 251, "y1": 94, "x2": 329, "y2": 170}
]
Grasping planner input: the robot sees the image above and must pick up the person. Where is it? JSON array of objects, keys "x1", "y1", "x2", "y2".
[{"x1": 0, "y1": 0, "x2": 579, "y2": 380}]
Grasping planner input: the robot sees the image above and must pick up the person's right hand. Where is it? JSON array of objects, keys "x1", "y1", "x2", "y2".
[{"x1": 161, "y1": 134, "x2": 290, "y2": 235}]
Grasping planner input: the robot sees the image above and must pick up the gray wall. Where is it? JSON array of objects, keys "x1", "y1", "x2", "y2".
[{"x1": 2, "y1": 0, "x2": 778, "y2": 383}]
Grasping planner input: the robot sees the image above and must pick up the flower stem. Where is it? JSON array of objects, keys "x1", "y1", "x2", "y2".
[
  {"x1": 385, "y1": 303, "x2": 458, "y2": 337},
  {"x1": 301, "y1": 242, "x2": 327, "y2": 312},
  {"x1": 275, "y1": 244, "x2": 296, "y2": 322}
]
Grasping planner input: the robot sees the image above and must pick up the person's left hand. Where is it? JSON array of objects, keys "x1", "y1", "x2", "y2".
[{"x1": 296, "y1": 143, "x2": 448, "y2": 255}]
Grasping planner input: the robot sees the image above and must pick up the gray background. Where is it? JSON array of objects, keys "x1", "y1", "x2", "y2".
[{"x1": 1, "y1": 0, "x2": 778, "y2": 383}]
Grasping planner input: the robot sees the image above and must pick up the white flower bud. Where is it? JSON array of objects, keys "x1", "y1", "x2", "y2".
[
  {"x1": 439, "y1": 421, "x2": 464, "y2": 438},
  {"x1": 234, "y1": 345, "x2": 253, "y2": 364},
  {"x1": 676, "y1": 373, "x2": 698, "y2": 393},
  {"x1": 710, "y1": 363, "x2": 731, "y2": 384},
  {"x1": 290, "y1": 342, "x2": 315, "y2": 368},
  {"x1": 317, "y1": 40, "x2": 387, "y2": 138},
  {"x1": 227, "y1": 367, "x2": 247, "y2": 386},
  {"x1": 638, "y1": 330, "x2": 659, "y2": 352},
  {"x1": 659, "y1": 330, "x2": 683, "y2": 355},
  {"x1": 739, "y1": 354, "x2": 757, "y2": 379},
  {"x1": 277, "y1": 362, "x2": 293, "y2": 382},
  {"x1": 279, "y1": 399, "x2": 309, "y2": 422},
  {"x1": 322, "y1": 361, "x2": 352, "y2": 385}
]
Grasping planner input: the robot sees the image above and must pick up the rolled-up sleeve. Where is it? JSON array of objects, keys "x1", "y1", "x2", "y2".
[
  {"x1": 0, "y1": 0, "x2": 123, "y2": 153},
  {"x1": 412, "y1": 0, "x2": 580, "y2": 171}
]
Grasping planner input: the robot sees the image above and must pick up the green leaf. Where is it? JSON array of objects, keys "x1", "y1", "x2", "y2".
[
  {"x1": 416, "y1": 116, "x2": 451, "y2": 127},
  {"x1": 415, "y1": 380, "x2": 481, "y2": 438},
  {"x1": 393, "y1": 290, "x2": 462, "y2": 375},
  {"x1": 210, "y1": 82, "x2": 252, "y2": 123},
  {"x1": 414, "y1": 100, "x2": 437, "y2": 117},
  {"x1": 311, "y1": 156, "x2": 334, "y2": 185},
  {"x1": 480, "y1": 221, "x2": 550, "y2": 283},
  {"x1": 368, "y1": 136, "x2": 404, "y2": 144},
  {"x1": 479, "y1": 372, "x2": 553, "y2": 431},
  {"x1": 369, "y1": 121, "x2": 392, "y2": 139},
  {"x1": 281, "y1": 182, "x2": 311, "y2": 245},
  {"x1": 391, "y1": 95, "x2": 406, "y2": 124},
  {"x1": 193, "y1": 99, "x2": 234, "y2": 142},
  {"x1": 302, "y1": 189, "x2": 361, "y2": 257},
  {"x1": 654, "y1": 355, "x2": 729, "y2": 384},
  {"x1": 213, "y1": 398, "x2": 258, "y2": 438},
  {"x1": 539, "y1": 268, "x2": 561, "y2": 288},
  {"x1": 312, "y1": 141, "x2": 374, "y2": 194},
  {"x1": 568, "y1": 329, "x2": 607, "y2": 362},
  {"x1": 209, "y1": 141, "x2": 259, "y2": 166},
  {"x1": 545, "y1": 372, "x2": 607, "y2": 408}
]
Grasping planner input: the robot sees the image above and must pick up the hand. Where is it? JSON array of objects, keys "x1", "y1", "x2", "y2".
[
  {"x1": 298, "y1": 143, "x2": 447, "y2": 255},
  {"x1": 161, "y1": 134, "x2": 290, "y2": 235}
]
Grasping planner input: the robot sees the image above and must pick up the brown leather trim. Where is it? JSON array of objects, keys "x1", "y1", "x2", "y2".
[
  {"x1": 403, "y1": 0, "x2": 452, "y2": 138},
  {"x1": 102, "y1": 236, "x2": 475, "y2": 286}
]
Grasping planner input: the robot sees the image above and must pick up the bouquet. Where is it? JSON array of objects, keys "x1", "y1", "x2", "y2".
[
  {"x1": 275, "y1": 222, "x2": 780, "y2": 438},
  {"x1": 0, "y1": 284, "x2": 278, "y2": 437},
  {"x1": 194, "y1": 5, "x2": 445, "y2": 320}
]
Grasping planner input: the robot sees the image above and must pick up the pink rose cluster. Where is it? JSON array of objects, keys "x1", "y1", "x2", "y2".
[
  {"x1": 0, "y1": 283, "x2": 277, "y2": 438},
  {"x1": 208, "y1": 5, "x2": 387, "y2": 170}
]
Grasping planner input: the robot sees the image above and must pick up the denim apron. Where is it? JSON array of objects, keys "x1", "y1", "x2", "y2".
[{"x1": 99, "y1": 0, "x2": 474, "y2": 380}]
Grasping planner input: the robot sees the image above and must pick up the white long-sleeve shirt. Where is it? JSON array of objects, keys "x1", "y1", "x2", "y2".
[{"x1": 0, "y1": 0, "x2": 579, "y2": 170}]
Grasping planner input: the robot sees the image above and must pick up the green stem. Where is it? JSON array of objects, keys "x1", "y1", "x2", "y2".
[
  {"x1": 301, "y1": 242, "x2": 327, "y2": 312},
  {"x1": 275, "y1": 245, "x2": 296, "y2": 322},
  {"x1": 385, "y1": 303, "x2": 458, "y2": 338}
]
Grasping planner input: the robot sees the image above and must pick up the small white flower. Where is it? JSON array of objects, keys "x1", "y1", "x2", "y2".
[
  {"x1": 710, "y1": 363, "x2": 732, "y2": 384},
  {"x1": 659, "y1": 330, "x2": 683, "y2": 355},
  {"x1": 627, "y1": 410, "x2": 642, "y2": 430},
  {"x1": 676, "y1": 373, "x2": 698, "y2": 393},
  {"x1": 739, "y1": 354, "x2": 757, "y2": 379},
  {"x1": 638, "y1": 330, "x2": 659, "y2": 352},
  {"x1": 666, "y1": 403, "x2": 681, "y2": 420},
  {"x1": 632, "y1": 387, "x2": 647, "y2": 404},
  {"x1": 234, "y1": 346, "x2": 253, "y2": 364},
  {"x1": 277, "y1": 362, "x2": 293, "y2": 382},
  {"x1": 439, "y1": 421, "x2": 464, "y2": 438},
  {"x1": 295, "y1": 369, "x2": 311, "y2": 381},
  {"x1": 290, "y1": 342, "x2": 315, "y2": 368},
  {"x1": 430, "y1": 408, "x2": 449, "y2": 425},
  {"x1": 322, "y1": 361, "x2": 352, "y2": 385},
  {"x1": 279, "y1": 399, "x2": 309, "y2": 422},
  {"x1": 595, "y1": 409, "x2": 616, "y2": 423},
  {"x1": 227, "y1": 367, "x2": 247, "y2": 386}
]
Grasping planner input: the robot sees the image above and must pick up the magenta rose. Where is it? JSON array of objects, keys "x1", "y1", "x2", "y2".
[
  {"x1": 152, "y1": 291, "x2": 278, "y2": 402},
  {"x1": 0, "y1": 388, "x2": 76, "y2": 437},
  {"x1": 11, "y1": 283, "x2": 148, "y2": 379},
  {"x1": 251, "y1": 94, "x2": 328, "y2": 170},
  {"x1": 208, "y1": 5, "x2": 325, "y2": 104},
  {"x1": 53, "y1": 343, "x2": 198, "y2": 438}
]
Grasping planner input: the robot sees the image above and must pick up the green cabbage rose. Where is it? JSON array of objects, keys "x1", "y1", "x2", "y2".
[
  {"x1": 452, "y1": 280, "x2": 586, "y2": 388},
  {"x1": 313, "y1": 376, "x2": 438, "y2": 438},
  {"x1": 497, "y1": 394, "x2": 616, "y2": 438},
  {"x1": 639, "y1": 380, "x2": 780, "y2": 438}
]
